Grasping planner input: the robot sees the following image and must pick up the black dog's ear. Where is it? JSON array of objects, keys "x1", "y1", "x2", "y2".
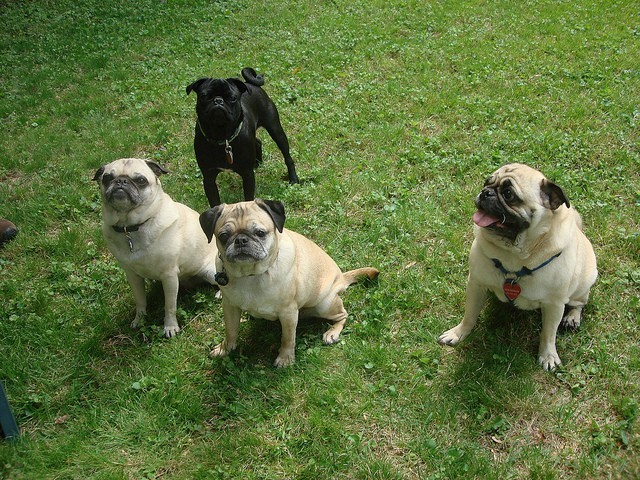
[
  {"x1": 256, "y1": 199, "x2": 286, "y2": 233},
  {"x1": 227, "y1": 78, "x2": 248, "y2": 95},
  {"x1": 540, "y1": 179, "x2": 570, "y2": 210},
  {"x1": 92, "y1": 165, "x2": 105, "y2": 182},
  {"x1": 186, "y1": 78, "x2": 208, "y2": 95},
  {"x1": 200, "y1": 205, "x2": 226, "y2": 243},
  {"x1": 145, "y1": 161, "x2": 169, "y2": 177}
]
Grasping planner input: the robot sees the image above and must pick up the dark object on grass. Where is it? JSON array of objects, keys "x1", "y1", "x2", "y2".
[
  {"x1": 0, "y1": 218, "x2": 18, "y2": 246},
  {"x1": 0, "y1": 382, "x2": 19, "y2": 440}
]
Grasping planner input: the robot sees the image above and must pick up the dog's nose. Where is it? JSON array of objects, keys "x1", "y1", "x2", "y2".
[
  {"x1": 213, "y1": 97, "x2": 224, "y2": 105},
  {"x1": 479, "y1": 188, "x2": 495, "y2": 200},
  {"x1": 476, "y1": 188, "x2": 496, "y2": 208},
  {"x1": 234, "y1": 235, "x2": 249, "y2": 246},
  {"x1": 114, "y1": 178, "x2": 129, "y2": 187}
]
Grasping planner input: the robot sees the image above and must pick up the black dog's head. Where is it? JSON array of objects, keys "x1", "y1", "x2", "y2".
[
  {"x1": 186, "y1": 77, "x2": 247, "y2": 138},
  {"x1": 473, "y1": 163, "x2": 569, "y2": 242}
]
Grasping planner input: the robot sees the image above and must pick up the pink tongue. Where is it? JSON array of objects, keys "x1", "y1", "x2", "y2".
[{"x1": 473, "y1": 210, "x2": 501, "y2": 227}]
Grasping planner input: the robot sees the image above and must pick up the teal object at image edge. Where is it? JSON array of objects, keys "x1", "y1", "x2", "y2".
[{"x1": 0, "y1": 381, "x2": 19, "y2": 440}]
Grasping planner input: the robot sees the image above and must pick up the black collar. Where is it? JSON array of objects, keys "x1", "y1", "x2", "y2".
[
  {"x1": 197, "y1": 114, "x2": 244, "y2": 146},
  {"x1": 111, "y1": 220, "x2": 149, "y2": 233},
  {"x1": 111, "y1": 219, "x2": 150, "y2": 252}
]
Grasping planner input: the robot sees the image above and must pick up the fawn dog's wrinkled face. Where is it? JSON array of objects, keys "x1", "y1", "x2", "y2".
[{"x1": 473, "y1": 163, "x2": 569, "y2": 242}]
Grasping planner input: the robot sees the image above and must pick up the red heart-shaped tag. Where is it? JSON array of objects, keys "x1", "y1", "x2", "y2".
[{"x1": 503, "y1": 281, "x2": 521, "y2": 301}]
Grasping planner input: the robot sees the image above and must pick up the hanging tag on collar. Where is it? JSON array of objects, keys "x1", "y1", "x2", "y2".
[
  {"x1": 225, "y1": 141, "x2": 234, "y2": 165},
  {"x1": 503, "y1": 279, "x2": 521, "y2": 301},
  {"x1": 215, "y1": 271, "x2": 229, "y2": 286},
  {"x1": 125, "y1": 232, "x2": 134, "y2": 252}
]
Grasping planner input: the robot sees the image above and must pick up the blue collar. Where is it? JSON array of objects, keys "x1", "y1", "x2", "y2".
[
  {"x1": 492, "y1": 251, "x2": 563, "y2": 279},
  {"x1": 492, "y1": 251, "x2": 562, "y2": 304}
]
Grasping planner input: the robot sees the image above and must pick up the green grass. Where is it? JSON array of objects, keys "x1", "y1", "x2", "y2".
[{"x1": 1, "y1": 0, "x2": 638, "y2": 478}]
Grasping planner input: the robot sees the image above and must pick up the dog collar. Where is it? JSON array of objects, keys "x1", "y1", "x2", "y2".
[
  {"x1": 214, "y1": 252, "x2": 263, "y2": 286},
  {"x1": 492, "y1": 251, "x2": 562, "y2": 302},
  {"x1": 197, "y1": 117, "x2": 244, "y2": 165},
  {"x1": 112, "y1": 219, "x2": 150, "y2": 252}
]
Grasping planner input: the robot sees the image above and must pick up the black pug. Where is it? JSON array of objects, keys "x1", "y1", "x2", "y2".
[{"x1": 186, "y1": 67, "x2": 299, "y2": 206}]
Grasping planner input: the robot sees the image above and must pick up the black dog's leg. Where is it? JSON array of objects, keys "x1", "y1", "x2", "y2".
[
  {"x1": 203, "y1": 169, "x2": 222, "y2": 207},
  {"x1": 241, "y1": 169, "x2": 256, "y2": 201},
  {"x1": 264, "y1": 123, "x2": 299, "y2": 184},
  {"x1": 256, "y1": 138, "x2": 263, "y2": 166}
]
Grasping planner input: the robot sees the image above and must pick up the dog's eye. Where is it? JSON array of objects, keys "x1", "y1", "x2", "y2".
[
  {"x1": 502, "y1": 187, "x2": 515, "y2": 201},
  {"x1": 102, "y1": 174, "x2": 114, "y2": 186},
  {"x1": 134, "y1": 176, "x2": 148, "y2": 186},
  {"x1": 218, "y1": 231, "x2": 230, "y2": 243},
  {"x1": 255, "y1": 229, "x2": 267, "y2": 238}
]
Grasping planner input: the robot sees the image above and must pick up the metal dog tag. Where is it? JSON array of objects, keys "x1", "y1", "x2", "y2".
[
  {"x1": 215, "y1": 271, "x2": 229, "y2": 286},
  {"x1": 225, "y1": 141, "x2": 234, "y2": 165},
  {"x1": 125, "y1": 232, "x2": 134, "y2": 252}
]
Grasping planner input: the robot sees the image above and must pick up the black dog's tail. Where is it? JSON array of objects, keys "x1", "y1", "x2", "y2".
[{"x1": 241, "y1": 67, "x2": 265, "y2": 87}]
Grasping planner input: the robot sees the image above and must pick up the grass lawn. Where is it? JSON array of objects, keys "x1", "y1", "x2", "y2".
[{"x1": 1, "y1": 0, "x2": 638, "y2": 478}]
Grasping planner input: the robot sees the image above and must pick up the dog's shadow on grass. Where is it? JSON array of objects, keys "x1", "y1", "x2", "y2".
[
  {"x1": 439, "y1": 297, "x2": 551, "y2": 411},
  {"x1": 94, "y1": 276, "x2": 331, "y2": 364},
  {"x1": 219, "y1": 315, "x2": 332, "y2": 368},
  {"x1": 439, "y1": 294, "x2": 594, "y2": 420},
  {"x1": 95, "y1": 280, "x2": 218, "y2": 353},
  {"x1": 198, "y1": 315, "x2": 335, "y2": 425},
  {"x1": 435, "y1": 294, "x2": 597, "y2": 435}
]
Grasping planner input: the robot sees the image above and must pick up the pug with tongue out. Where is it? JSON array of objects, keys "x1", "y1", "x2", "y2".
[{"x1": 439, "y1": 163, "x2": 598, "y2": 370}]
